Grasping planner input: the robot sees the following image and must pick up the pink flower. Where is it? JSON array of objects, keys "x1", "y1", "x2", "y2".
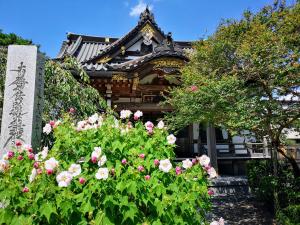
[
  {"x1": 208, "y1": 189, "x2": 214, "y2": 196},
  {"x1": 134, "y1": 110, "x2": 143, "y2": 120},
  {"x1": 145, "y1": 175, "x2": 151, "y2": 180},
  {"x1": 139, "y1": 153, "x2": 145, "y2": 159},
  {"x1": 145, "y1": 121, "x2": 154, "y2": 131},
  {"x1": 190, "y1": 85, "x2": 198, "y2": 92},
  {"x1": 17, "y1": 155, "x2": 23, "y2": 161},
  {"x1": 28, "y1": 153, "x2": 35, "y2": 160},
  {"x1": 192, "y1": 158, "x2": 197, "y2": 165},
  {"x1": 154, "y1": 159, "x2": 159, "y2": 166},
  {"x1": 49, "y1": 120, "x2": 55, "y2": 127},
  {"x1": 175, "y1": 166, "x2": 181, "y2": 175},
  {"x1": 69, "y1": 107, "x2": 76, "y2": 113},
  {"x1": 121, "y1": 159, "x2": 127, "y2": 165},
  {"x1": 46, "y1": 169, "x2": 53, "y2": 175},
  {"x1": 205, "y1": 165, "x2": 211, "y2": 171},
  {"x1": 138, "y1": 165, "x2": 144, "y2": 172},
  {"x1": 79, "y1": 177, "x2": 86, "y2": 184},
  {"x1": 7, "y1": 151, "x2": 14, "y2": 159},
  {"x1": 22, "y1": 187, "x2": 29, "y2": 193},
  {"x1": 37, "y1": 168, "x2": 43, "y2": 174},
  {"x1": 33, "y1": 162, "x2": 39, "y2": 169},
  {"x1": 15, "y1": 140, "x2": 22, "y2": 147}
]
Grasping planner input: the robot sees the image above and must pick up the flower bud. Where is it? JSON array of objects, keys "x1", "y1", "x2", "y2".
[
  {"x1": 49, "y1": 120, "x2": 55, "y2": 127},
  {"x1": 121, "y1": 159, "x2": 127, "y2": 165},
  {"x1": 175, "y1": 166, "x2": 181, "y2": 175},
  {"x1": 79, "y1": 177, "x2": 86, "y2": 184},
  {"x1": 154, "y1": 159, "x2": 159, "y2": 166},
  {"x1": 17, "y1": 155, "x2": 23, "y2": 161},
  {"x1": 91, "y1": 156, "x2": 98, "y2": 163},
  {"x1": 22, "y1": 187, "x2": 29, "y2": 193},
  {"x1": 33, "y1": 162, "x2": 39, "y2": 169},
  {"x1": 139, "y1": 153, "x2": 145, "y2": 159},
  {"x1": 7, "y1": 151, "x2": 14, "y2": 159},
  {"x1": 138, "y1": 165, "x2": 144, "y2": 172},
  {"x1": 69, "y1": 107, "x2": 76, "y2": 113},
  {"x1": 145, "y1": 175, "x2": 151, "y2": 180},
  {"x1": 46, "y1": 169, "x2": 53, "y2": 175},
  {"x1": 208, "y1": 189, "x2": 214, "y2": 196},
  {"x1": 15, "y1": 140, "x2": 22, "y2": 147},
  {"x1": 28, "y1": 153, "x2": 35, "y2": 160}
]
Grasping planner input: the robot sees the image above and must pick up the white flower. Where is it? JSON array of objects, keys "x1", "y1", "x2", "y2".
[
  {"x1": 44, "y1": 157, "x2": 59, "y2": 170},
  {"x1": 68, "y1": 164, "x2": 81, "y2": 177},
  {"x1": 198, "y1": 155, "x2": 210, "y2": 167},
  {"x1": 208, "y1": 167, "x2": 217, "y2": 179},
  {"x1": 95, "y1": 168, "x2": 109, "y2": 180},
  {"x1": 134, "y1": 110, "x2": 143, "y2": 119},
  {"x1": 92, "y1": 147, "x2": 102, "y2": 160},
  {"x1": 157, "y1": 120, "x2": 164, "y2": 129},
  {"x1": 0, "y1": 160, "x2": 9, "y2": 172},
  {"x1": 76, "y1": 120, "x2": 87, "y2": 131},
  {"x1": 120, "y1": 110, "x2": 132, "y2": 119},
  {"x1": 43, "y1": 123, "x2": 52, "y2": 135},
  {"x1": 98, "y1": 155, "x2": 107, "y2": 167},
  {"x1": 182, "y1": 159, "x2": 193, "y2": 169},
  {"x1": 56, "y1": 171, "x2": 73, "y2": 187},
  {"x1": 159, "y1": 159, "x2": 172, "y2": 173},
  {"x1": 167, "y1": 134, "x2": 176, "y2": 145},
  {"x1": 219, "y1": 218, "x2": 225, "y2": 225},
  {"x1": 35, "y1": 147, "x2": 49, "y2": 161},
  {"x1": 88, "y1": 113, "x2": 98, "y2": 124},
  {"x1": 29, "y1": 168, "x2": 37, "y2": 183},
  {"x1": 210, "y1": 218, "x2": 224, "y2": 225}
]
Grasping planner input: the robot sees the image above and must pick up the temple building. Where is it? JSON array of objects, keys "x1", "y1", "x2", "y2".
[{"x1": 57, "y1": 8, "x2": 273, "y2": 175}]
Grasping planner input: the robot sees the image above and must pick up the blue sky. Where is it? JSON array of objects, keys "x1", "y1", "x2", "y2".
[{"x1": 0, "y1": 0, "x2": 296, "y2": 58}]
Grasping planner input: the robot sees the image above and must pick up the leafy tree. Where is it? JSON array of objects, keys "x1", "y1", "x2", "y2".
[
  {"x1": 166, "y1": 2, "x2": 300, "y2": 179},
  {"x1": 0, "y1": 30, "x2": 32, "y2": 46}
]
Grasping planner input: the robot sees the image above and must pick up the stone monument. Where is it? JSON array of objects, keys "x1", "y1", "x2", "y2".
[{"x1": 0, "y1": 45, "x2": 45, "y2": 157}]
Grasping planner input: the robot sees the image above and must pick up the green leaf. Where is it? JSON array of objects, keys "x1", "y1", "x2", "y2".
[{"x1": 40, "y1": 202, "x2": 56, "y2": 222}]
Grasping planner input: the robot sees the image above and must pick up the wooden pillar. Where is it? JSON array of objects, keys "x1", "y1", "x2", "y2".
[
  {"x1": 207, "y1": 123, "x2": 218, "y2": 172},
  {"x1": 105, "y1": 84, "x2": 112, "y2": 108}
]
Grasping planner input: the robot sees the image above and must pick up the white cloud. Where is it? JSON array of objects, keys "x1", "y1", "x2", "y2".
[{"x1": 129, "y1": 0, "x2": 153, "y2": 17}]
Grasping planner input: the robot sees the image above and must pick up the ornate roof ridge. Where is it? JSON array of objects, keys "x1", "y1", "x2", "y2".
[{"x1": 82, "y1": 8, "x2": 166, "y2": 64}]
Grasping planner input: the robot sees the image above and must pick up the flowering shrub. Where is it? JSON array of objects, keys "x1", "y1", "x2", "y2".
[{"x1": 0, "y1": 111, "x2": 216, "y2": 224}]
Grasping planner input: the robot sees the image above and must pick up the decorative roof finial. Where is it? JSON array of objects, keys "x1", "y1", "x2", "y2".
[{"x1": 139, "y1": 5, "x2": 155, "y2": 24}]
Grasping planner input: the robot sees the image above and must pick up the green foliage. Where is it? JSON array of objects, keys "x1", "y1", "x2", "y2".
[
  {"x1": 276, "y1": 204, "x2": 300, "y2": 225},
  {"x1": 0, "y1": 30, "x2": 32, "y2": 46},
  {"x1": 0, "y1": 113, "x2": 211, "y2": 224},
  {"x1": 43, "y1": 57, "x2": 105, "y2": 122},
  {"x1": 247, "y1": 160, "x2": 300, "y2": 224},
  {"x1": 166, "y1": 2, "x2": 300, "y2": 176}
]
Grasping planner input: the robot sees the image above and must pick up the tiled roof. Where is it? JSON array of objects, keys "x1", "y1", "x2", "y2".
[{"x1": 56, "y1": 7, "x2": 193, "y2": 73}]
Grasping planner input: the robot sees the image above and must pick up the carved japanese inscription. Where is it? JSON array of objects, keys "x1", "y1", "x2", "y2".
[{"x1": 0, "y1": 46, "x2": 45, "y2": 157}]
